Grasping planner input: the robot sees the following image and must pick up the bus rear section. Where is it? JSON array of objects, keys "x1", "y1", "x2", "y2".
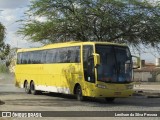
[{"x1": 15, "y1": 44, "x2": 82, "y2": 95}]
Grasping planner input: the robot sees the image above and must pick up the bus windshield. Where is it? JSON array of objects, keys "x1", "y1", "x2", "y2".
[{"x1": 96, "y1": 45, "x2": 132, "y2": 83}]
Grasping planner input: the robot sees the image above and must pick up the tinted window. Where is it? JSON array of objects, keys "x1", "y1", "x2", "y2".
[
  {"x1": 59, "y1": 48, "x2": 67, "y2": 63},
  {"x1": 54, "y1": 46, "x2": 80, "y2": 63},
  {"x1": 83, "y1": 45, "x2": 93, "y2": 69},
  {"x1": 17, "y1": 53, "x2": 22, "y2": 64},
  {"x1": 41, "y1": 50, "x2": 47, "y2": 63},
  {"x1": 46, "y1": 49, "x2": 55, "y2": 63},
  {"x1": 31, "y1": 51, "x2": 42, "y2": 64},
  {"x1": 96, "y1": 46, "x2": 117, "y2": 82},
  {"x1": 83, "y1": 46, "x2": 93, "y2": 63},
  {"x1": 17, "y1": 51, "x2": 42, "y2": 64},
  {"x1": 21, "y1": 52, "x2": 29, "y2": 64},
  {"x1": 95, "y1": 45, "x2": 132, "y2": 83},
  {"x1": 83, "y1": 45, "x2": 95, "y2": 82},
  {"x1": 17, "y1": 46, "x2": 80, "y2": 64},
  {"x1": 69, "y1": 46, "x2": 80, "y2": 63},
  {"x1": 28, "y1": 52, "x2": 32, "y2": 64}
]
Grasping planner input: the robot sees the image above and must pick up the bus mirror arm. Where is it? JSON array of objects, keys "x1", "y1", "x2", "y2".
[
  {"x1": 93, "y1": 53, "x2": 100, "y2": 67},
  {"x1": 94, "y1": 64, "x2": 100, "y2": 69}
]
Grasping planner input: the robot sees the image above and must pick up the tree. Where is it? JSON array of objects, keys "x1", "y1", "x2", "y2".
[
  {"x1": 18, "y1": 0, "x2": 160, "y2": 49},
  {"x1": 0, "y1": 22, "x2": 5, "y2": 43},
  {"x1": 0, "y1": 22, "x2": 10, "y2": 64}
]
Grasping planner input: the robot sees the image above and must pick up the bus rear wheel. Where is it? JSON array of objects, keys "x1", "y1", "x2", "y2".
[
  {"x1": 24, "y1": 81, "x2": 31, "y2": 94},
  {"x1": 105, "y1": 97, "x2": 115, "y2": 103},
  {"x1": 76, "y1": 85, "x2": 84, "y2": 101},
  {"x1": 30, "y1": 81, "x2": 38, "y2": 95}
]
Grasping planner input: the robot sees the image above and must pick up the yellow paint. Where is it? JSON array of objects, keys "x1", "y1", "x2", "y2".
[{"x1": 15, "y1": 41, "x2": 134, "y2": 98}]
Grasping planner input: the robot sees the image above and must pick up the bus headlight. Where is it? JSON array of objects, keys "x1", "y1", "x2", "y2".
[{"x1": 96, "y1": 84, "x2": 107, "y2": 89}]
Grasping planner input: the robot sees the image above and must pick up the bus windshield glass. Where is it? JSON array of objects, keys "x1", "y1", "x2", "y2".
[{"x1": 96, "y1": 45, "x2": 132, "y2": 83}]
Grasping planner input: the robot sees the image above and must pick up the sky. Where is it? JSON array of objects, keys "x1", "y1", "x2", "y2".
[
  {"x1": 0, "y1": 0, "x2": 159, "y2": 63},
  {"x1": 0, "y1": 0, "x2": 42, "y2": 48}
]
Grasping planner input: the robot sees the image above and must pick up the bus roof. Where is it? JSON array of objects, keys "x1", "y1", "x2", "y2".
[{"x1": 17, "y1": 41, "x2": 127, "y2": 52}]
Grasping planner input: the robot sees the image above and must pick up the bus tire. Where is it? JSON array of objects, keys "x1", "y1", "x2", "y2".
[
  {"x1": 24, "y1": 81, "x2": 31, "y2": 94},
  {"x1": 105, "y1": 97, "x2": 115, "y2": 103},
  {"x1": 30, "y1": 81, "x2": 37, "y2": 95},
  {"x1": 75, "y1": 85, "x2": 84, "y2": 101}
]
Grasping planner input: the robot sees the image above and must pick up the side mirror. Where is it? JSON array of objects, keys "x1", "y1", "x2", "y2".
[
  {"x1": 93, "y1": 53, "x2": 100, "y2": 67},
  {"x1": 132, "y1": 55, "x2": 140, "y2": 69}
]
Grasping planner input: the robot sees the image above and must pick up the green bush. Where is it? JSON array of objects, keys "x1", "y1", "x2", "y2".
[{"x1": 0, "y1": 63, "x2": 9, "y2": 73}]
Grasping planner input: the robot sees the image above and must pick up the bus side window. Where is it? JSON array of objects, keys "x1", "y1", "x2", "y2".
[
  {"x1": 21, "y1": 52, "x2": 29, "y2": 64},
  {"x1": 69, "y1": 46, "x2": 80, "y2": 63},
  {"x1": 17, "y1": 53, "x2": 22, "y2": 64},
  {"x1": 41, "y1": 51, "x2": 46, "y2": 63},
  {"x1": 83, "y1": 45, "x2": 95, "y2": 83}
]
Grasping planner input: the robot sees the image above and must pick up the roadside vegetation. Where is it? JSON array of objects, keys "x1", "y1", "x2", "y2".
[{"x1": 0, "y1": 22, "x2": 11, "y2": 73}]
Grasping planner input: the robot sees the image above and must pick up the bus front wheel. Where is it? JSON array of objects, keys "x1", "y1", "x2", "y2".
[
  {"x1": 24, "y1": 81, "x2": 31, "y2": 94},
  {"x1": 76, "y1": 85, "x2": 84, "y2": 101}
]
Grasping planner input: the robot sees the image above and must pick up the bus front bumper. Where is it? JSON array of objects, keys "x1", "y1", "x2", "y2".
[{"x1": 90, "y1": 84, "x2": 134, "y2": 98}]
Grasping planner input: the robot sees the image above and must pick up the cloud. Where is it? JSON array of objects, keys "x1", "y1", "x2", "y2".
[
  {"x1": 0, "y1": 7, "x2": 27, "y2": 46},
  {"x1": 5, "y1": 31, "x2": 42, "y2": 48},
  {"x1": 0, "y1": 9, "x2": 17, "y2": 23},
  {"x1": 0, "y1": 0, "x2": 42, "y2": 48},
  {"x1": 0, "y1": 0, "x2": 29, "y2": 9},
  {"x1": 35, "y1": 16, "x2": 47, "y2": 22},
  {"x1": 0, "y1": 8, "x2": 27, "y2": 25}
]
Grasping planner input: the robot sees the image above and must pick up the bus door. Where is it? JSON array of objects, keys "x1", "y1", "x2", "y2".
[{"x1": 83, "y1": 45, "x2": 96, "y2": 96}]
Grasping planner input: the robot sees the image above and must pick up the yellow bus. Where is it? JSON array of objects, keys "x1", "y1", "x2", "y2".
[{"x1": 15, "y1": 41, "x2": 140, "y2": 102}]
